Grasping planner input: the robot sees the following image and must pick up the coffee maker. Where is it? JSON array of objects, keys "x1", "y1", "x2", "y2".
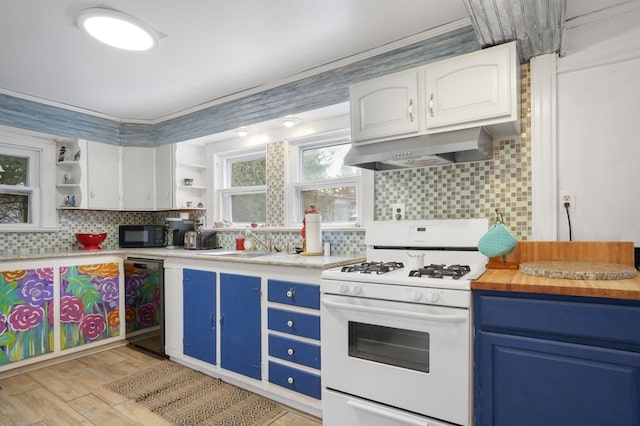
[{"x1": 165, "y1": 218, "x2": 195, "y2": 248}]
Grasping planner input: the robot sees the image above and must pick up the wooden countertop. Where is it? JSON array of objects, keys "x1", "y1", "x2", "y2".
[
  {"x1": 472, "y1": 241, "x2": 640, "y2": 300},
  {"x1": 472, "y1": 268, "x2": 640, "y2": 300}
]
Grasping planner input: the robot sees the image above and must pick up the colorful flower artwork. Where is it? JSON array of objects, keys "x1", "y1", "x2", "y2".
[
  {"x1": 0, "y1": 268, "x2": 54, "y2": 365},
  {"x1": 124, "y1": 262, "x2": 160, "y2": 333},
  {"x1": 60, "y1": 262, "x2": 120, "y2": 349}
]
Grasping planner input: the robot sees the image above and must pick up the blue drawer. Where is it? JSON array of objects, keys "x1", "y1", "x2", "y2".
[
  {"x1": 269, "y1": 361, "x2": 321, "y2": 399},
  {"x1": 269, "y1": 334, "x2": 321, "y2": 369},
  {"x1": 268, "y1": 308, "x2": 320, "y2": 340},
  {"x1": 268, "y1": 280, "x2": 320, "y2": 310}
]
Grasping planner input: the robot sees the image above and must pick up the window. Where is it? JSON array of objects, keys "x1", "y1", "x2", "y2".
[
  {"x1": 0, "y1": 128, "x2": 56, "y2": 230},
  {"x1": 217, "y1": 152, "x2": 267, "y2": 224},
  {"x1": 289, "y1": 130, "x2": 373, "y2": 227}
]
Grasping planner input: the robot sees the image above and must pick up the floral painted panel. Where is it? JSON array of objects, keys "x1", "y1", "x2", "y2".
[
  {"x1": 0, "y1": 268, "x2": 54, "y2": 365},
  {"x1": 124, "y1": 262, "x2": 160, "y2": 334},
  {"x1": 60, "y1": 262, "x2": 120, "y2": 349}
]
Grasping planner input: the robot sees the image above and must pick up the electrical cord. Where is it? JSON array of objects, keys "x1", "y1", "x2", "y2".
[{"x1": 564, "y1": 202, "x2": 573, "y2": 241}]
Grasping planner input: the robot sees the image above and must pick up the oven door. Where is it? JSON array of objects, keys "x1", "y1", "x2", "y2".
[{"x1": 321, "y1": 293, "x2": 471, "y2": 426}]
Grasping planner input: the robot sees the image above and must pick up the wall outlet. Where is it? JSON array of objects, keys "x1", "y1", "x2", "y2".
[
  {"x1": 392, "y1": 203, "x2": 405, "y2": 220},
  {"x1": 560, "y1": 190, "x2": 575, "y2": 212}
]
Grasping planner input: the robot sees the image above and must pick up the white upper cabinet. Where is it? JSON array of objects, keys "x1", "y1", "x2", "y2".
[
  {"x1": 424, "y1": 41, "x2": 520, "y2": 136},
  {"x1": 87, "y1": 142, "x2": 121, "y2": 209},
  {"x1": 348, "y1": 42, "x2": 521, "y2": 143},
  {"x1": 350, "y1": 70, "x2": 421, "y2": 143},
  {"x1": 155, "y1": 143, "x2": 174, "y2": 210},
  {"x1": 122, "y1": 146, "x2": 154, "y2": 210}
]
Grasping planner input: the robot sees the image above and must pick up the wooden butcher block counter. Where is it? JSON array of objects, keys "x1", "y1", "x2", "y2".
[{"x1": 472, "y1": 241, "x2": 640, "y2": 300}]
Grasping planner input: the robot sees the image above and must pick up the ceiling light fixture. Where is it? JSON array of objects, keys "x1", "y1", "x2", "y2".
[
  {"x1": 281, "y1": 116, "x2": 301, "y2": 128},
  {"x1": 237, "y1": 127, "x2": 248, "y2": 137},
  {"x1": 77, "y1": 7, "x2": 159, "y2": 51}
]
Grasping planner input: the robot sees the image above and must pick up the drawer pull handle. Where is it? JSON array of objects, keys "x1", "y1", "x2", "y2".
[
  {"x1": 287, "y1": 377, "x2": 294, "y2": 384},
  {"x1": 286, "y1": 290, "x2": 294, "y2": 298},
  {"x1": 287, "y1": 348, "x2": 294, "y2": 356},
  {"x1": 286, "y1": 320, "x2": 294, "y2": 327},
  {"x1": 428, "y1": 93, "x2": 435, "y2": 117}
]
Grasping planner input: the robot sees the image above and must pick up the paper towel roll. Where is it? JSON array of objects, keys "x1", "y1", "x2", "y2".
[{"x1": 304, "y1": 213, "x2": 322, "y2": 254}]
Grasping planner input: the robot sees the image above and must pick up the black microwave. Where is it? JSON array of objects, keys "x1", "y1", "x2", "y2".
[{"x1": 119, "y1": 225, "x2": 166, "y2": 248}]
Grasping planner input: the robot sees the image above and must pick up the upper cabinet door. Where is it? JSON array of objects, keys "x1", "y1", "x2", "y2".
[
  {"x1": 87, "y1": 142, "x2": 121, "y2": 209},
  {"x1": 155, "y1": 144, "x2": 174, "y2": 210},
  {"x1": 425, "y1": 42, "x2": 519, "y2": 135},
  {"x1": 122, "y1": 146, "x2": 154, "y2": 210},
  {"x1": 350, "y1": 70, "x2": 421, "y2": 143}
]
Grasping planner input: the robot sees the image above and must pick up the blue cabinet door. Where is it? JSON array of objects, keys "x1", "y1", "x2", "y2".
[
  {"x1": 220, "y1": 273, "x2": 261, "y2": 380},
  {"x1": 476, "y1": 330, "x2": 640, "y2": 426},
  {"x1": 183, "y1": 268, "x2": 216, "y2": 364}
]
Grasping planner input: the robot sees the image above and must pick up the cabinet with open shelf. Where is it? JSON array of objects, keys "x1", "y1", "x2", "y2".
[
  {"x1": 175, "y1": 142, "x2": 207, "y2": 209},
  {"x1": 55, "y1": 139, "x2": 86, "y2": 208}
]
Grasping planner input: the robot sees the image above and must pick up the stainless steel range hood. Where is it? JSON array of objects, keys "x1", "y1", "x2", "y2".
[{"x1": 344, "y1": 127, "x2": 492, "y2": 171}]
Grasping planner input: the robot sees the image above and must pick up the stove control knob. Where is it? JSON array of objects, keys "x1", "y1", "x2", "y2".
[
  {"x1": 424, "y1": 291, "x2": 440, "y2": 303},
  {"x1": 409, "y1": 289, "x2": 423, "y2": 301},
  {"x1": 351, "y1": 284, "x2": 363, "y2": 295},
  {"x1": 338, "y1": 283, "x2": 350, "y2": 294}
]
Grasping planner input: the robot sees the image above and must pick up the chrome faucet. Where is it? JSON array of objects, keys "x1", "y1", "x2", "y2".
[{"x1": 244, "y1": 229, "x2": 281, "y2": 252}]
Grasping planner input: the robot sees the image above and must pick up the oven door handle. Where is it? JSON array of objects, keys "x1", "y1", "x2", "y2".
[
  {"x1": 347, "y1": 399, "x2": 428, "y2": 426},
  {"x1": 321, "y1": 299, "x2": 467, "y2": 323}
]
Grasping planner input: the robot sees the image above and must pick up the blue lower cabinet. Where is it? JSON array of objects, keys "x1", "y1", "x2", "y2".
[
  {"x1": 474, "y1": 291, "x2": 640, "y2": 426},
  {"x1": 268, "y1": 334, "x2": 321, "y2": 369},
  {"x1": 268, "y1": 308, "x2": 320, "y2": 340},
  {"x1": 183, "y1": 268, "x2": 216, "y2": 364},
  {"x1": 220, "y1": 273, "x2": 261, "y2": 380},
  {"x1": 269, "y1": 361, "x2": 321, "y2": 399}
]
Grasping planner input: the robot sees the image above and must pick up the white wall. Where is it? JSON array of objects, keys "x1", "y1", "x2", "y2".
[{"x1": 556, "y1": 2, "x2": 640, "y2": 244}]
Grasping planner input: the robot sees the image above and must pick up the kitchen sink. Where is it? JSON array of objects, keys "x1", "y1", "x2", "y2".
[
  {"x1": 218, "y1": 251, "x2": 273, "y2": 258},
  {"x1": 195, "y1": 250, "x2": 274, "y2": 258}
]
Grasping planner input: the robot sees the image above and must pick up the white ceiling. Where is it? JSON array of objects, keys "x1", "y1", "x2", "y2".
[{"x1": 0, "y1": 1, "x2": 626, "y2": 123}]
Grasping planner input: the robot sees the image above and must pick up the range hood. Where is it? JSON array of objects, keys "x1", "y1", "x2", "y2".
[{"x1": 344, "y1": 127, "x2": 492, "y2": 171}]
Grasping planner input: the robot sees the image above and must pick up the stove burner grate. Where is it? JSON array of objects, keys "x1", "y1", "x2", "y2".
[
  {"x1": 409, "y1": 264, "x2": 471, "y2": 280},
  {"x1": 341, "y1": 261, "x2": 404, "y2": 274}
]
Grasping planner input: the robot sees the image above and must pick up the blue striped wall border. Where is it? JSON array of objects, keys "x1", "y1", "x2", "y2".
[{"x1": 0, "y1": 26, "x2": 480, "y2": 147}]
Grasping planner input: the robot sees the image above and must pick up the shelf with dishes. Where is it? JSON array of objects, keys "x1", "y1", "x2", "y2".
[{"x1": 55, "y1": 139, "x2": 85, "y2": 208}]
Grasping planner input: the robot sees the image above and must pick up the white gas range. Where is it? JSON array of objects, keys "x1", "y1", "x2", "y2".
[{"x1": 320, "y1": 219, "x2": 488, "y2": 426}]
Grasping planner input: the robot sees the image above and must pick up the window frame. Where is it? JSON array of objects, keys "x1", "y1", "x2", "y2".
[
  {"x1": 286, "y1": 129, "x2": 373, "y2": 229},
  {"x1": 0, "y1": 127, "x2": 56, "y2": 231},
  {"x1": 214, "y1": 149, "x2": 267, "y2": 226}
]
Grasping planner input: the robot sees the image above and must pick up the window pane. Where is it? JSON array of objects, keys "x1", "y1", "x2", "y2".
[
  {"x1": 231, "y1": 158, "x2": 266, "y2": 187},
  {"x1": 230, "y1": 193, "x2": 266, "y2": 223},
  {"x1": 0, "y1": 155, "x2": 28, "y2": 186},
  {"x1": 302, "y1": 144, "x2": 357, "y2": 180},
  {"x1": 301, "y1": 186, "x2": 356, "y2": 223},
  {"x1": 0, "y1": 193, "x2": 29, "y2": 223}
]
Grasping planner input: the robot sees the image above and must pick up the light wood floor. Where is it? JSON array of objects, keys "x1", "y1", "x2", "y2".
[{"x1": 0, "y1": 345, "x2": 321, "y2": 426}]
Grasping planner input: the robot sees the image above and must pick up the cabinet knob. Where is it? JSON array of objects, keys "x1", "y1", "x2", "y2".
[
  {"x1": 287, "y1": 377, "x2": 294, "y2": 384},
  {"x1": 287, "y1": 348, "x2": 294, "y2": 356},
  {"x1": 286, "y1": 290, "x2": 294, "y2": 298},
  {"x1": 286, "y1": 320, "x2": 294, "y2": 327}
]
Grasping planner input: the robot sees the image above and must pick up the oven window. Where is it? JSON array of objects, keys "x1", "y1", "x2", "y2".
[{"x1": 348, "y1": 322, "x2": 429, "y2": 373}]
